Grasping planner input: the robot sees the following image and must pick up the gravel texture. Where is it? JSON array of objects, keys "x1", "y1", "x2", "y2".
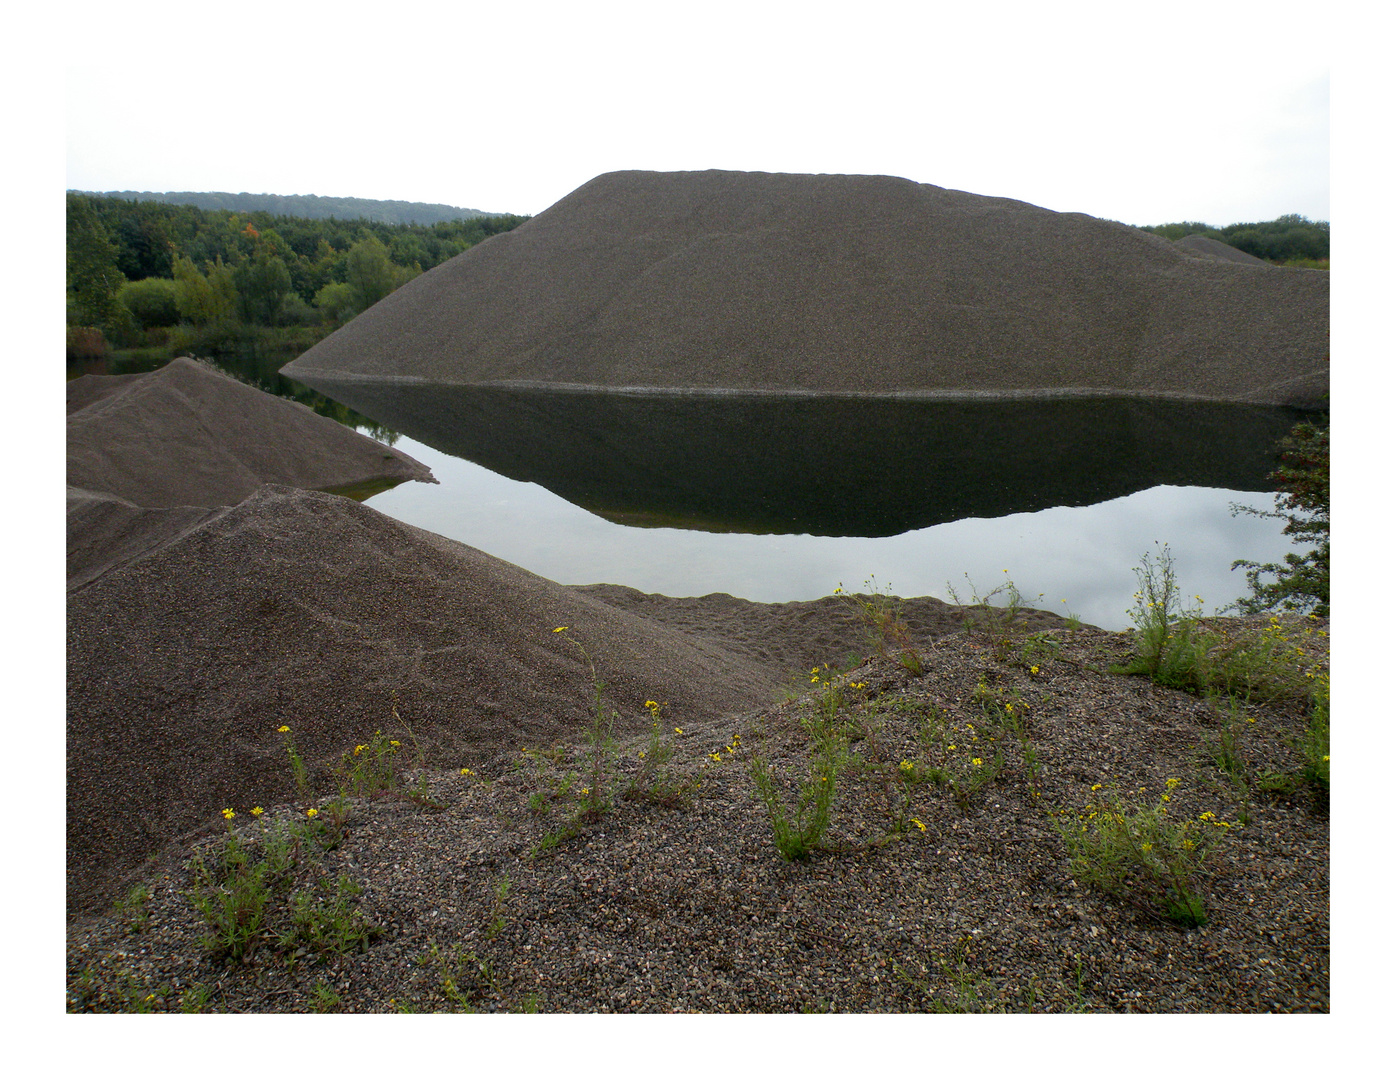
[
  {"x1": 67, "y1": 610, "x2": 1329, "y2": 1014},
  {"x1": 284, "y1": 170, "x2": 1328, "y2": 408},
  {"x1": 67, "y1": 357, "x2": 435, "y2": 508}
]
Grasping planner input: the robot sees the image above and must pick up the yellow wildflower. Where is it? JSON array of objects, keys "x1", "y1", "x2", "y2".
[
  {"x1": 251, "y1": 806, "x2": 264, "y2": 817},
  {"x1": 277, "y1": 724, "x2": 290, "y2": 733},
  {"x1": 221, "y1": 808, "x2": 235, "y2": 821}
]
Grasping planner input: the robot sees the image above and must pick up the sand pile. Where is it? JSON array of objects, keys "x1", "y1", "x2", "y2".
[
  {"x1": 66, "y1": 357, "x2": 436, "y2": 588},
  {"x1": 285, "y1": 169, "x2": 1328, "y2": 408}
]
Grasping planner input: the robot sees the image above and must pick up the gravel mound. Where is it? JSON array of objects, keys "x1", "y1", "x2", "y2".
[
  {"x1": 1174, "y1": 234, "x2": 1271, "y2": 266},
  {"x1": 285, "y1": 169, "x2": 1328, "y2": 408},
  {"x1": 66, "y1": 357, "x2": 437, "y2": 588},
  {"x1": 66, "y1": 486, "x2": 220, "y2": 592},
  {"x1": 67, "y1": 357, "x2": 435, "y2": 510},
  {"x1": 73, "y1": 486, "x2": 1019, "y2": 912}
]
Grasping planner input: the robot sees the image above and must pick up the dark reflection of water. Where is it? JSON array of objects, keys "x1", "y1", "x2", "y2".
[{"x1": 289, "y1": 379, "x2": 1310, "y2": 536}]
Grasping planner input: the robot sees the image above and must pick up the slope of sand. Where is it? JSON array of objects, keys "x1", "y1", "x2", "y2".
[{"x1": 285, "y1": 170, "x2": 1328, "y2": 407}]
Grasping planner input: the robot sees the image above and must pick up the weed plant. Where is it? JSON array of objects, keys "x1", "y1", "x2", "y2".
[
  {"x1": 836, "y1": 578, "x2": 924, "y2": 675},
  {"x1": 1118, "y1": 544, "x2": 1328, "y2": 707},
  {"x1": 749, "y1": 691, "x2": 849, "y2": 860},
  {"x1": 1054, "y1": 779, "x2": 1233, "y2": 927},
  {"x1": 553, "y1": 627, "x2": 619, "y2": 821},
  {"x1": 278, "y1": 724, "x2": 309, "y2": 797},
  {"x1": 186, "y1": 807, "x2": 375, "y2": 964},
  {"x1": 624, "y1": 701, "x2": 700, "y2": 807},
  {"x1": 946, "y1": 570, "x2": 1043, "y2": 661}
]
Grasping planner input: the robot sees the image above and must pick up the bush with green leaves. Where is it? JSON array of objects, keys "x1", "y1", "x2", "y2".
[{"x1": 117, "y1": 276, "x2": 180, "y2": 329}]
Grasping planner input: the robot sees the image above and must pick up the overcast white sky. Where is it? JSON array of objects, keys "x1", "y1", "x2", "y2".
[{"x1": 61, "y1": 0, "x2": 1332, "y2": 227}]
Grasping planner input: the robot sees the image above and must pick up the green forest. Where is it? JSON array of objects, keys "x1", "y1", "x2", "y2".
[{"x1": 65, "y1": 192, "x2": 529, "y2": 373}]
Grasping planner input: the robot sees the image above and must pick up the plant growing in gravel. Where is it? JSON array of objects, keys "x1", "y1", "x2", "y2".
[
  {"x1": 339, "y1": 728, "x2": 402, "y2": 796},
  {"x1": 277, "y1": 723, "x2": 309, "y2": 797},
  {"x1": 1119, "y1": 545, "x2": 1329, "y2": 709},
  {"x1": 187, "y1": 813, "x2": 275, "y2": 962},
  {"x1": 895, "y1": 934, "x2": 1009, "y2": 1013},
  {"x1": 624, "y1": 700, "x2": 701, "y2": 807},
  {"x1": 186, "y1": 807, "x2": 375, "y2": 964},
  {"x1": 748, "y1": 708, "x2": 848, "y2": 860},
  {"x1": 115, "y1": 883, "x2": 152, "y2": 933},
  {"x1": 1054, "y1": 778, "x2": 1233, "y2": 928},
  {"x1": 553, "y1": 626, "x2": 620, "y2": 821},
  {"x1": 427, "y1": 941, "x2": 535, "y2": 1012},
  {"x1": 310, "y1": 980, "x2": 341, "y2": 1013},
  {"x1": 946, "y1": 570, "x2": 1042, "y2": 661},
  {"x1": 484, "y1": 874, "x2": 513, "y2": 941},
  {"x1": 836, "y1": 578, "x2": 924, "y2": 675},
  {"x1": 1116, "y1": 543, "x2": 1209, "y2": 689},
  {"x1": 280, "y1": 874, "x2": 376, "y2": 961}
]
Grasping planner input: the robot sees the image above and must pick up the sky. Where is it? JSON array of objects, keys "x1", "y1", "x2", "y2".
[{"x1": 59, "y1": 0, "x2": 1333, "y2": 228}]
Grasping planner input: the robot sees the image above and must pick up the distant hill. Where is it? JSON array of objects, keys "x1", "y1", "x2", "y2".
[{"x1": 78, "y1": 190, "x2": 497, "y2": 226}]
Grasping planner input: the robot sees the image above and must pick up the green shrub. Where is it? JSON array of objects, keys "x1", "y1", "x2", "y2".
[
  {"x1": 117, "y1": 277, "x2": 181, "y2": 329},
  {"x1": 1055, "y1": 779, "x2": 1234, "y2": 927}
]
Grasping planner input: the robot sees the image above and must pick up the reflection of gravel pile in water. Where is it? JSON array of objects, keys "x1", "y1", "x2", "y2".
[
  {"x1": 70, "y1": 486, "x2": 1065, "y2": 912},
  {"x1": 285, "y1": 169, "x2": 1328, "y2": 408}
]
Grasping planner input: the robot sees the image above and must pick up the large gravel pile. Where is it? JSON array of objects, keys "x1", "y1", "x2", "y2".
[
  {"x1": 68, "y1": 485, "x2": 1020, "y2": 912},
  {"x1": 285, "y1": 170, "x2": 1328, "y2": 408}
]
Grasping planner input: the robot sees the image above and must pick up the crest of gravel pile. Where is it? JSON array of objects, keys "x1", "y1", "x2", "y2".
[
  {"x1": 66, "y1": 357, "x2": 437, "y2": 588},
  {"x1": 284, "y1": 169, "x2": 1328, "y2": 407}
]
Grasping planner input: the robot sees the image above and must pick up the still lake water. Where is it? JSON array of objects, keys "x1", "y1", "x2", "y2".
[{"x1": 314, "y1": 383, "x2": 1317, "y2": 633}]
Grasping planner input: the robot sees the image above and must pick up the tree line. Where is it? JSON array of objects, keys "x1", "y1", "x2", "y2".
[
  {"x1": 83, "y1": 190, "x2": 492, "y2": 227},
  {"x1": 66, "y1": 193, "x2": 528, "y2": 363},
  {"x1": 1138, "y1": 213, "x2": 1329, "y2": 265}
]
